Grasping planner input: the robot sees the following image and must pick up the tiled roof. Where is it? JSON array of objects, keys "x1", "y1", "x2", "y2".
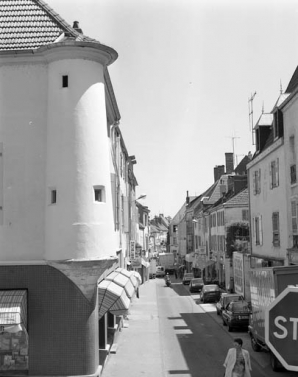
[
  {"x1": 0, "y1": 0, "x2": 96, "y2": 51},
  {"x1": 225, "y1": 188, "x2": 248, "y2": 207}
]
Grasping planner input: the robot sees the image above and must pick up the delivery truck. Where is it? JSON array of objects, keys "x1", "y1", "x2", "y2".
[
  {"x1": 248, "y1": 265, "x2": 298, "y2": 371},
  {"x1": 158, "y1": 252, "x2": 175, "y2": 275}
]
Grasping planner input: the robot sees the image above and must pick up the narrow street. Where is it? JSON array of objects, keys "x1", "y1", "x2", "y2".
[
  {"x1": 103, "y1": 277, "x2": 298, "y2": 377},
  {"x1": 157, "y1": 276, "x2": 298, "y2": 377}
]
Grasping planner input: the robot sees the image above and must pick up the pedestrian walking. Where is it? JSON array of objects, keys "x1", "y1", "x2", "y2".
[{"x1": 223, "y1": 338, "x2": 252, "y2": 377}]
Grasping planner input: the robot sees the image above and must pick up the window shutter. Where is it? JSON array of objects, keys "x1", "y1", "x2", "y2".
[
  {"x1": 269, "y1": 162, "x2": 273, "y2": 189},
  {"x1": 259, "y1": 215, "x2": 263, "y2": 245},
  {"x1": 110, "y1": 173, "x2": 117, "y2": 229},
  {"x1": 123, "y1": 197, "x2": 129, "y2": 232},
  {"x1": 292, "y1": 200, "x2": 298, "y2": 234},
  {"x1": 276, "y1": 158, "x2": 279, "y2": 187},
  {"x1": 253, "y1": 171, "x2": 256, "y2": 195},
  {"x1": 252, "y1": 216, "x2": 256, "y2": 244},
  {"x1": 258, "y1": 169, "x2": 261, "y2": 194}
]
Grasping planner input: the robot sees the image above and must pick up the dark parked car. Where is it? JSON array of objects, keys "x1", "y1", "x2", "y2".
[
  {"x1": 222, "y1": 300, "x2": 251, "y2": 332},
  {"x1": 200, "y1": 284, "x2": 220, "y2": 303},
  {"x1": 182, "y1": 273, "x2": 194, "y2": 285},
  {"x1": 189, "y1": 278, "x2": 204, "y2": 293},
  {"x1": 216, "y1": 293, "x2": 244, "y2": 316}
]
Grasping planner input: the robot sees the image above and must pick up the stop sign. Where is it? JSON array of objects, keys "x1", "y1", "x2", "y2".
[{"x1": 265, "y1": 286, "x2": 298, "y2": 371}]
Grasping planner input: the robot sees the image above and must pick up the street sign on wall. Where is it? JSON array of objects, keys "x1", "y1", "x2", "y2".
[{"x1": 265, "y1": 286, "x2": 298, "y2": 371}]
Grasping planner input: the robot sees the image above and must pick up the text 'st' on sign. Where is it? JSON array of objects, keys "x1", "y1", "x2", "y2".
[{"x1": 265, "y1": 286, "x2": 298, "y2": 371}]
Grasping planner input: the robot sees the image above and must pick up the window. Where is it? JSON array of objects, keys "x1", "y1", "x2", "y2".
[
  {"x1": 272, "y1": 212, "x2": 280, "y2": 246},
  {"x1": 94, "y1": 186, "x2": 105, "y2": 202},
  {"x1": 242, "y1": 209, "x2": 249, "y2": 221},
  {"x1": 253, "y1": 169, "x2": 261, "y2": 194},
  {"x1": 291, "y1": 200, "x2": 298, "y2": 235},
  {"x1": 253, "y1": 216, "x2": 263, "y2": 245},
  {"x1": 270, "y1": 158, "x2": 279, "y2": 189},
  {"x1": 173, "y1": 225, "x2": 177, "y2": 232},
  {"x1": 273, "y1": 109, "x2": 284, "y2": 139},
  {"x1": 50, "y1": 189, "x2": 57, "y2": 204},
  {"x1": 290, "y1": 164, "x2": 297, "y2": 185},
  {"x1": 62, "y1": 75, "x2": 68, "y2": 88}
]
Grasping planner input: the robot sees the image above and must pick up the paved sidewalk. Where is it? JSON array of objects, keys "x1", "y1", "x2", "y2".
[{"x1": 101, "y1": 280, "x2": 164, "y2": 377}]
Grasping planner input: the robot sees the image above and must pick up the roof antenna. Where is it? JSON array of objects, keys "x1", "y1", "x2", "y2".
[
  {"x1": 248, "y1": 91, "x2": 257, "y2": 145},
  {"x1": 262, "y1": 101, "x2": 264, "y2": 114},
  {"x1": 280, "y1": 79, "x2": 283, "y2": 94}
]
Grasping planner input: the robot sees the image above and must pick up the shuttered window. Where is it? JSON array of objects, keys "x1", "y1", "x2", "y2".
[
  {"x1": 253, "y1": 216, "x2": 263, "y2": 245},
  {"x1": 272, "y1": 212, "x2": 280, "y2": 246},
  {"x1": 291, "y1": 200, "x2": 298, "y2": 235},
  {"x1": 270, "y1": 158, "x2": 279, "y2": 189}
]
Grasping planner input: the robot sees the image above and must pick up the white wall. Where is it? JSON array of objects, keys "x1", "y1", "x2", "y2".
[
  {"x1": 248, "y1": 141, "x2": 287, "y2": 260},
  {"x1": 0, "y1": 63, "x2": 48, "y2": 260},
  {"x1": 0, "y1": 45, "x2": 118, "y2": 262}
]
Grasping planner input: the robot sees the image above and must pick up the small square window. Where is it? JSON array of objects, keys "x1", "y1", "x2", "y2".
[
  {"x1": 94, "y1": 189, "x2": 102, "y2": 202},
  {"x1": 62, "y1": 75, "x2": 68, "y2": 88},
  {"x1": 51, "y1": 190, "x2": 57, "y2": 204},
  {"x1": 94, "y1": 186, "x2": 105, "y2": 202}
]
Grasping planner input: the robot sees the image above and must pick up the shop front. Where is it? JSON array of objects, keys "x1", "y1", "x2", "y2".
[{"x1": 0, "y1": 290, "x2": 28, "y2": 374}]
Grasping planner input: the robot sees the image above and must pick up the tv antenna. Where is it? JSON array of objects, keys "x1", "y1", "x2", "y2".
[
  {"x1": 248, "y1": 92, "x2": 257, "y2": 145},
  {"x1": 226, "y1": 134, "x2": 240, "y2": 167}
]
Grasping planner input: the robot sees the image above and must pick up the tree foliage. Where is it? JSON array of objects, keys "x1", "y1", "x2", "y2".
[{"x1": 226, "y1": 221, "x2": 250, "y2": 258}]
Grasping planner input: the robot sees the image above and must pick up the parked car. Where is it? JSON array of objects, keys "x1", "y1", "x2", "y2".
[
  {"x1": 182, "y1": 272, "x2": 194, "y2": 285},
  {"x1": 222, "y1": 300, "x2": 251, "y2": 332},
  {"x1": 200, "y1": 284, "x2": 220, "y2": 303},
  {"x1": 216, "y1": 293, "x2": 244, "y2": 316},
  {"x1": 189, "y1": 278, "x2": 204, "y2": 293}
]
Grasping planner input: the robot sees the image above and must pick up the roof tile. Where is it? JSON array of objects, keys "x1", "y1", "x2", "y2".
[{"x1": 0, "y1": 0, "x2": 96, "y2": 51}]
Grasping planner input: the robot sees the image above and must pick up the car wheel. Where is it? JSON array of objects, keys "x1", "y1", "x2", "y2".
[{"x1": 270, "y1": 352, "x2": 283, "y2": 371}]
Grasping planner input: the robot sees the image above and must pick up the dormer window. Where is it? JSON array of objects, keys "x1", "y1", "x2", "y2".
[{"x1": 273, "y1": 109, "x2": 284, "y2": 139}]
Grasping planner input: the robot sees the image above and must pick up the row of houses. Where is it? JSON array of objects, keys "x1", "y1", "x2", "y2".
[
  {"x1": 169, "y1": 65, "x2": 298, "y2": 297},
  {"x1": 0, "y1": 1, "x2": 151, "y2": 376}
]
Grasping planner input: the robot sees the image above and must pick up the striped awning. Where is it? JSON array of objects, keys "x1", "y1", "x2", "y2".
[
  {"x1": 98, "y1": 280, "x2": 130, "y2": 318},
  {"x1": 115, "y1": 267, "x2": 139, "y2": 288},
  {"x1": 0, "y1": 290, "x2": 27, "y2": 328},
  {"x1": 131, "y1": 270, "x2": 142, "y2": 285},
  {"x1": 98, "y1": 268, "x2": 140, "y2": 319}
]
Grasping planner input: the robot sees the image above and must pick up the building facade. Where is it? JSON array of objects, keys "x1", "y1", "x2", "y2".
[{"x1": 0, "y1": 2, "x2": 141, "y2": 376}]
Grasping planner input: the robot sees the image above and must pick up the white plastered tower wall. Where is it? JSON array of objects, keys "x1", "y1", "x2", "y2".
[{"x1": 0, "y1": 42, "x2": 118, "y2": 262}]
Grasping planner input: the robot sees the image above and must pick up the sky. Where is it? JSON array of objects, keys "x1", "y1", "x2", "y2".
[{"x1": 47, "y1": 0, "x2": 298, "y2": 218}]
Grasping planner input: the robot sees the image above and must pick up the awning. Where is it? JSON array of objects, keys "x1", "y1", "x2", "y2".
[
  {"x1": 98, "y1": 280, "x2": 130, "y2": 318},
  {"x1": 98, "y1": 268, "x2": 140, "y2": 319},
  {"x1": 141, "y1": 259, "x2": 150, "y2": 268},
  {"x1": 115, "y1": 267, "x2": 139, "y2": 288},
  {"x1": 185, "y1": 252, "x2": 195, "y2": 263},
  {"x1": 205, "y1": 260, "x2": 216, "y2": 268},
  {"x1": 0, "y1": 290, "x2": 27, "y2": 328},
  {"x1": 106, "y1": 271, "x2": 135, "y2": 298},
  {"x1": 131, "y1": 270, "x2": 142, "y2": 285}
]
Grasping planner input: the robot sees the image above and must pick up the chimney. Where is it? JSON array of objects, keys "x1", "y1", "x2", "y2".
[
  {"x1": 225, "y1": 152, "x2": 234, "y2": 174},
  {"x1": 214, "y1": 165, "x2": 225, "y2": 182},
  {"x1": 73, "y1": 21, "x2": 83, "y2": 34}
]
